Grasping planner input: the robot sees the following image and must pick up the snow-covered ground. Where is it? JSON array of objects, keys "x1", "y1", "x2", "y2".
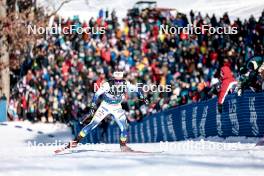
[
  {"x1": 0, "y1": 121, "x2": 264, "y2": 176},
  {"x1": 38, "y1": 0, "x2": 264, "y2": 22}
]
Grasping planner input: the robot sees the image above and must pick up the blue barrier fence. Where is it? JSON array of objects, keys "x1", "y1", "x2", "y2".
[
  {"x1": 0, "y1": 100, "x2": 7, "y2": 122},
  {"x1": 74, "y1": 91, "x2": 264, "y2": 143}
]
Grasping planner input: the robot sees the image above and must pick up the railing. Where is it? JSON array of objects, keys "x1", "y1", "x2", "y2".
[{"x1": 74, "y1": 91, "x2": 264, "y2": 143}]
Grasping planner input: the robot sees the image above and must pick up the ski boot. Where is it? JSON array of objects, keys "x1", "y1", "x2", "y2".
[
  {"x1": 66, "y1": 133, "x2": 84, "y2": 149},
  {"x1": 120, "y1": 137, "x2": 133, "y2": 152}
]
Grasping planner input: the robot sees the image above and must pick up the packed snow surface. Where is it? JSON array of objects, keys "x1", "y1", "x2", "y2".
[{"x1": 0, "y1": 121, "x2": 264, "y2": 176}]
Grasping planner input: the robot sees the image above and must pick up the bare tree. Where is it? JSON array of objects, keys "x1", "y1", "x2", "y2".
[
  {"x1": 0, "y1": 0, "x2": 9, "y2": 98},
  {"x1": 48, "y1": 0, "x2": 72, "y2": 17},
  {"x1": 0, "y1": 0, "x2": 72, "y2": 99}
]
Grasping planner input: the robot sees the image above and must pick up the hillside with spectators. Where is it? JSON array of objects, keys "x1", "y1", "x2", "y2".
[{"x1": 7, "y1": 3, "x2": 264, "y2": 124}]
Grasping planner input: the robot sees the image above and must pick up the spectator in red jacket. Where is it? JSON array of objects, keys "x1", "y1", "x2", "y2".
[{"x1": 217, "y1": 59, "x2": 237, "y2": 113}]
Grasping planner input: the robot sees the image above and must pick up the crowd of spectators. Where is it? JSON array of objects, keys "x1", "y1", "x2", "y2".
[{"x1": 8, "y1": 6, "x2": 264, "y2": 124}]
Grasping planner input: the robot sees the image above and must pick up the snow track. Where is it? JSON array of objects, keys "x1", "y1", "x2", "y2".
[{"x1": 0, "y1": 122, "x2": 264, "y2": 176}]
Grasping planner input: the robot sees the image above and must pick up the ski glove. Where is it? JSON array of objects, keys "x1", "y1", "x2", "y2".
[{"x1": 89, "y1": 103, "x2": 96, "y2": 115}]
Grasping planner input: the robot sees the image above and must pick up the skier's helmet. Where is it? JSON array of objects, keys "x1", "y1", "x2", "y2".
[{"x1": 113, "y1": 71, "x2": 124, "y2": 80}]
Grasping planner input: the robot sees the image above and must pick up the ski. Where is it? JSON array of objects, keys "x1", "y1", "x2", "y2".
[
  {"x1": 54, "y1": 148, "x2": 162, "y2": 155},
  {"x1": 54, "y1": 140, "x2": 79, "y2": 154},
  {"x1": 119, "y1": 150, "x2": 163, "y2": 154},
  {"x1": 54, "y1": 147, "x2": 67, "y2": 154}
]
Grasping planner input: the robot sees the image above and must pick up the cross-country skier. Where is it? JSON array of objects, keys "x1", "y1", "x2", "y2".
[{"x1": 56, "y1": 71, "x2": 148, "y2": 153}]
